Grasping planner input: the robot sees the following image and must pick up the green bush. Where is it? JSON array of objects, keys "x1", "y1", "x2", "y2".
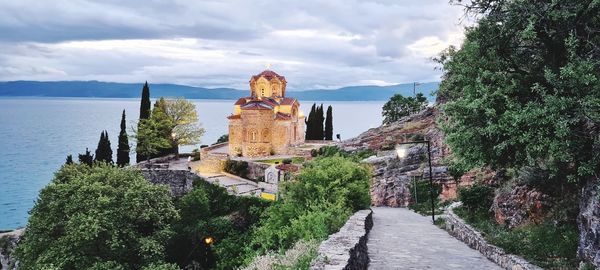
[
  {"x1": 224, "y1": 159, "x2": 249, "y2": 179},
  {"x1": 458, "y1": 184, "x2": 494, "y2": 215},
  {"x1": 408, "y1": 179, "x2": 443, "y2": 216}
]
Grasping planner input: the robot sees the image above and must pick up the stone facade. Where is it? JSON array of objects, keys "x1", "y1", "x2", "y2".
[
  {"x1": 444, "y1": 203, "x2": 543, "y2": 270},
  {"x1": 310, "y1": 210, "x2": 373, "y2": 270},
  {"x1": 228, "y1": 70, "x2": 305, "y2": 157},
  {"x1": 140, "y1": 169, "x2": 196, "y2": 198}
]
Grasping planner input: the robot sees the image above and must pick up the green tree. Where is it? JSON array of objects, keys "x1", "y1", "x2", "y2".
[
  {"x1": 214, "y1": 134, "x2": 229, "y2": 145},
  {"x1": 137, "y1": 81, "x2": 152, "y2": 162},
  {"x1": 117, "y1": 110, "x2": 130, "y2": 167},
  {"x1": 316, "y1": 104, "x2": 325, "y2": 140},
  {"x1": 305, "y1": 103, "x2": 316, "y2": 140},
  {"x1": 65, "y1": 154, "x2": 73, "y2": 165},
  {"x1": 14, "y1": 163, "x2": 179, "y2": 270},
  {"x1": 438, "y1": 0, "x2": 600, "y2": 182},
  {"x1": 325, "y1": 105, "x2": 333, "y2": 140},
  {"x1": 381, "y1": 93, "x2": 427, "y2": 125},
  {"x1": 152, "y1": 97, "x2": 205, "y2": 157},
  {"x1": 95, "y1": 130, "x2": 113, "y2": 164},
  {"x1": 78, "y1": 148, "x2": 94, "y2": 166},
  {"x1": 131, "y1": 118, "x2": 172, "y2": 162}
]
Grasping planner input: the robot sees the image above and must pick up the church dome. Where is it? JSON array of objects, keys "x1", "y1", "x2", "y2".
[{"x1": 251, "y1": 70, "x2": 286, "y2": 82}]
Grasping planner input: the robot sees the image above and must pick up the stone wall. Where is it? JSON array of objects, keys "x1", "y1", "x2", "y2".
[
  {"x1": 140, "y1": 169, "x2": 196, "y2": 198},
  {"x1": 578, "y1": 177, "x2": 600, "y2": 267},
  {"x1": 310, "y1": 209, "x2": 373, "y2": 270},
  {"x1": 246, "y1": 162, "x2": 270, "y2": 180},
  {"x1": 443, "y1": 203, "x2": 543, "y2": 270}
]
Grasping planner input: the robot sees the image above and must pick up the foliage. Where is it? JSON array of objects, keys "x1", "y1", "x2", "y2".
[
  {"x1": 136, "y1": 81, "x2": 152, "y2": 162},
  {"x1": 408, "y1": 179, "x2": 443, "y2": 216},
  {"x1": 240, "y1": 240, "x2": 318, "y2": 270},
  {"x1": 381, "y1": 93, "x2": 427, "y2": 125},
  {"x1": 78, "y1": 148, "x2": 94, "y2": 166},
  {"x1": 249, "y1": 156, "x2": 371, "y2": 255},
  {"x1": 324, "y1": 105, "x2": 333, "y2": 140},
  {"x1": 166, "y1": 178, "x2": 271, "y2": 269},
  {"x1": 438, "y1": 0, "x2": 600, "y2": 183},
  {"x1": 131, "y1": 117, "x2": 172, "y2": 162},
  {"x1": 65, "y1": 154, "x2": 73, "y2": 165},
  {"x1": 310, "y1": 145, "x2": 375, "y2": 162},
  {"x1": 214, "y1": 134, "x2": 229, "y2": 145},
  {"x1": 94, "y1": 130, "x2": 113, "y2": 164},
  {"x1": 458, "y1": 183, "x2": 495, "y2": 215},
  {"x1": 224, "y1": 159, "x2": 249, "y2": 179},
  {"x1": 14, "y1": 163, "x2": 178, "y2": 270},
  {"x1": 305, "y1": 103, "x2": 325, "y2": 140},
  {"x1": 454, "y1": 206, "x2": 579, "y2": 269},
  {"x1": 117, "y1": 110, "x2": 130, "y2": 166},
  {"x1": 255, "y1": 157, "x2": 305, "y2": 165}
]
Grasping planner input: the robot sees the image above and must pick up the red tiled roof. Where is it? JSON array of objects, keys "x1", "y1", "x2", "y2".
[
  {"x1": 280, "y1": 97, "x2": 296, "y2": 105},
  {"x1": 275, "y1": 112, "x2": 292, "y2": 120},
  {"x1": 251, "y1": 70, "x2": 286, "y2": 82},
  {"x1": 241, "y1": 100, "x2": 274, "y2": 110},
  {"x1": 234, "y1": 98, "x2": 247, "y2": 105}
]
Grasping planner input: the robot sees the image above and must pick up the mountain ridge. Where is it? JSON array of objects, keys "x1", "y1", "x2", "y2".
[{"x1": 0, "y1": 80, "x2": 439, "y2": 101}]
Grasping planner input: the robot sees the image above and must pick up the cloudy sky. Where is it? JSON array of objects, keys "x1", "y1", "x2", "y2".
[{"x1": 0, "y1": 0, "x2": 468, "y2": 90}]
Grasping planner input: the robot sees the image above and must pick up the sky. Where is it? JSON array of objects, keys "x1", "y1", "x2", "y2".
[{"x1": 0, "y1": 0, "x2": 468, "y2": 90}]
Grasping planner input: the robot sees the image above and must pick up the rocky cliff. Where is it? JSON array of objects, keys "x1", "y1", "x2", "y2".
[
  {"x1": 0, "y1": 229, "x2": 23, "y2": 270},
  {"x1": 342, "y1": 107, "x2": 454, "y2": 206},
  {"x1": 578, "y1": 177, "x2": 600, "y2": 267}
]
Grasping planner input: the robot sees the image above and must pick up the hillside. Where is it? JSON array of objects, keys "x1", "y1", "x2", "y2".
[{"x1": 0, "y1": 81, "x2": 438, "y2": 101}]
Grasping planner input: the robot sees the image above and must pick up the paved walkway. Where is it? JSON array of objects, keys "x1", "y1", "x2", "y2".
[{"x1": 367, "y1": 207, "x2": 502, "y2": 270}]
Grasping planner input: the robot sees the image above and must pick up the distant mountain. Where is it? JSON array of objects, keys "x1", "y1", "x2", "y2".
[{"x1": 0, "y1": 81, "x2": 438, "y2": 101}]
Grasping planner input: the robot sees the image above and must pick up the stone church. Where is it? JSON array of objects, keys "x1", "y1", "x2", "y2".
[{"x1": 227, "y1": 69, "x2": 305, "y2": 157}]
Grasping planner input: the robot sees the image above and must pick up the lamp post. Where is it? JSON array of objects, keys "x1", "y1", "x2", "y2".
[{"x1": 395, "y1": 140, "x2": 436, "y2": 223}]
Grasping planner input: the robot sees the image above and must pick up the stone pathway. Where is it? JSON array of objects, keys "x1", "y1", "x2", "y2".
[
  {"x1": 197, "y1": 172, "x2": 261, "y2": 197},
  {"x1": 367, "y1": 207, "x2": 502, "y2": 270}
]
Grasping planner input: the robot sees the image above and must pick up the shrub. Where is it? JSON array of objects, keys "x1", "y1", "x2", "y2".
[
  {"x1": 224, "y1": 159, "x2": 249, "y2": 179},
  {"x1": 458, "y1": 183, "x2": 494, "y2": 215}
]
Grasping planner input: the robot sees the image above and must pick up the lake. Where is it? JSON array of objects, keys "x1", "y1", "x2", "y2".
[{"x1": 0, "y1": 97, "x2": 384, "y2": 229}]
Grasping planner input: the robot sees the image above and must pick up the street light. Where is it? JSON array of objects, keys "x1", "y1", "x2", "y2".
[{"x1": 395, "y1": 140, "x2": 436, "y2": 223}]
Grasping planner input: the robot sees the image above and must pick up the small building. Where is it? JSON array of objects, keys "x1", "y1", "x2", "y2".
[{"x1": 228, "y1": 69, "x2": 305, "y2": 157}]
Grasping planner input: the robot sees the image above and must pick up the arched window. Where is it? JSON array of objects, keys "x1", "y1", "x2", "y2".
[
  {"x1": 248, "y1": 129, "x2": 258, "y2": 142},
  {"x1": 262, "y1": 128, "x2": 270, "y2": 142}
]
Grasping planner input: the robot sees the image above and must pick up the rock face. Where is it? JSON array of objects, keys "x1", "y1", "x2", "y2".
[
  {"x1": 0, "y1": 229, "x2": 23, "y2": 270},
  {"x1": 343, "y1": 108, "x2": 454, "y2": 207},
  {"x1": 578, "y1": 177, "x2": 600, "y2": 267},
  {"x1": 310, "y1": 210, "x2": 373, "y2": 270},
  {"x1": 492, "y1": 184, "x2": 552, "y2": 229},
  {"x1": 140, "y1": 169, "x2": 196, "y2": 197}
]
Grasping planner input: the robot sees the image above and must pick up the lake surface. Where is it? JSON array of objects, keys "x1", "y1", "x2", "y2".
[{"x1": 0, "y1": 97, "x2": 384, "y2": 229}]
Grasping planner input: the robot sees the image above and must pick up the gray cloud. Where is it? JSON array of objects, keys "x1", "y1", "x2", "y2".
[{"x1": 0, "y1": 0, "x2": 467, "y2": 89}]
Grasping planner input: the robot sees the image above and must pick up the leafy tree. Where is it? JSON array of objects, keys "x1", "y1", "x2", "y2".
[
  {"x1": 325, "y1": 105, "x2": 333, "y2": 140},
  {"x1": 65, "y1": 154, "x2": 73, "y2": 165},
  {"x1": 117, "y1": 110, "x2": 130, "y2": 167},
  {"x1": 14, "y1": 163, "x2": 178, "y2": 270},
  {"x1": 381, "y1": 93, "x2": 427, "y2": 124},
  {"x1": 136, "y1": 81, "x2": 152, "y2": 162},
  {"x1": 438, "y1": 0, "x2": 600, "y2": 182},
  {"x1": 78, "y1": 148, "x2": 94, "y2": 166},
  {"x1": 305, "y1": 103, "x2": 316, "y2": 140},
  {"x1": 131, "y1": 118, "x2": 172, "y2": 162},
  {"x1": 214, "y1": 134, "x2": 229, "y2": 145},
  {"x1": 154, "y1": 97, "x2": 205, "y2": 157},
  {"x1": 95, "y1": 130, "x2": 113, "y2": 164}
]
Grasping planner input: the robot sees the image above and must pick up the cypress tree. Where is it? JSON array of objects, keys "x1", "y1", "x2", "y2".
[
  {"x1": 305, "y1": 103, "x2": 316, "y2": 140},
  {"x1": 136, "y1": 81, "x2": 151, "y2": 162},
  {"x1": 117, "y1": 110, "x2": 130, "y2": 166},
  {"x1": 65, "y1": 155, "x2": 74, "y2": 165},
  {"x1": 325, "y1": 105, "x2": 333, "y2": 140},
  {"x1": 95, "y1": 130, "x2": 113, "y2": 164},
  {"x1": 78, "y1": 148, "x2": 94, "y2": 166},
  {"x1": 316, "y1": 104, "x2": 325, "y2": 140}
]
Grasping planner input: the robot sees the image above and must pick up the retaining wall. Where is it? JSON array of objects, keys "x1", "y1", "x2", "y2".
[
  {"x1": 310, "y1": 209, "x2": 373, "y2": 270},
  {"x1": 444, "y1": 203, "x2": 543, "y2": 270},
  {"x1": 140, "y1": 169, "x2": 196, "y2": 198}
]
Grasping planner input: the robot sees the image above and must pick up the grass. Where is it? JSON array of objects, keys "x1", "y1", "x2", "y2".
[
  {"x1": 255, "y1": 157, "x2": 305, "y2": 164},
  {"x1": 453, "y1": 206, "x2": 579, "y2": 269}
]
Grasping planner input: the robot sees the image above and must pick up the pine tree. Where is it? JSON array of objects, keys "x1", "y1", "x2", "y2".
[
  {"x1": 136, "y1": 81, "x2": 151, "y2": 162},
  {"x1": 325, "y1": 105, "x2": 333, "y2": 140},
  {"x1": 117, "y1": 110, "x2": 130, "y2": 166},
  {"x1": 65, "y1": 155, "x2": 73, "y2": 165},
  {"x1": 78, "y1": 148, "x2": 94, "y2": 166},
  {"x1": 95, "y1": 130, "x2": 113, "y2": 164}
]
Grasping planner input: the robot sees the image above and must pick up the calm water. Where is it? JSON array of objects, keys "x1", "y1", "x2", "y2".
[{"x1": 0, "y1": 97, "x2": 384, "y2": 229}]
